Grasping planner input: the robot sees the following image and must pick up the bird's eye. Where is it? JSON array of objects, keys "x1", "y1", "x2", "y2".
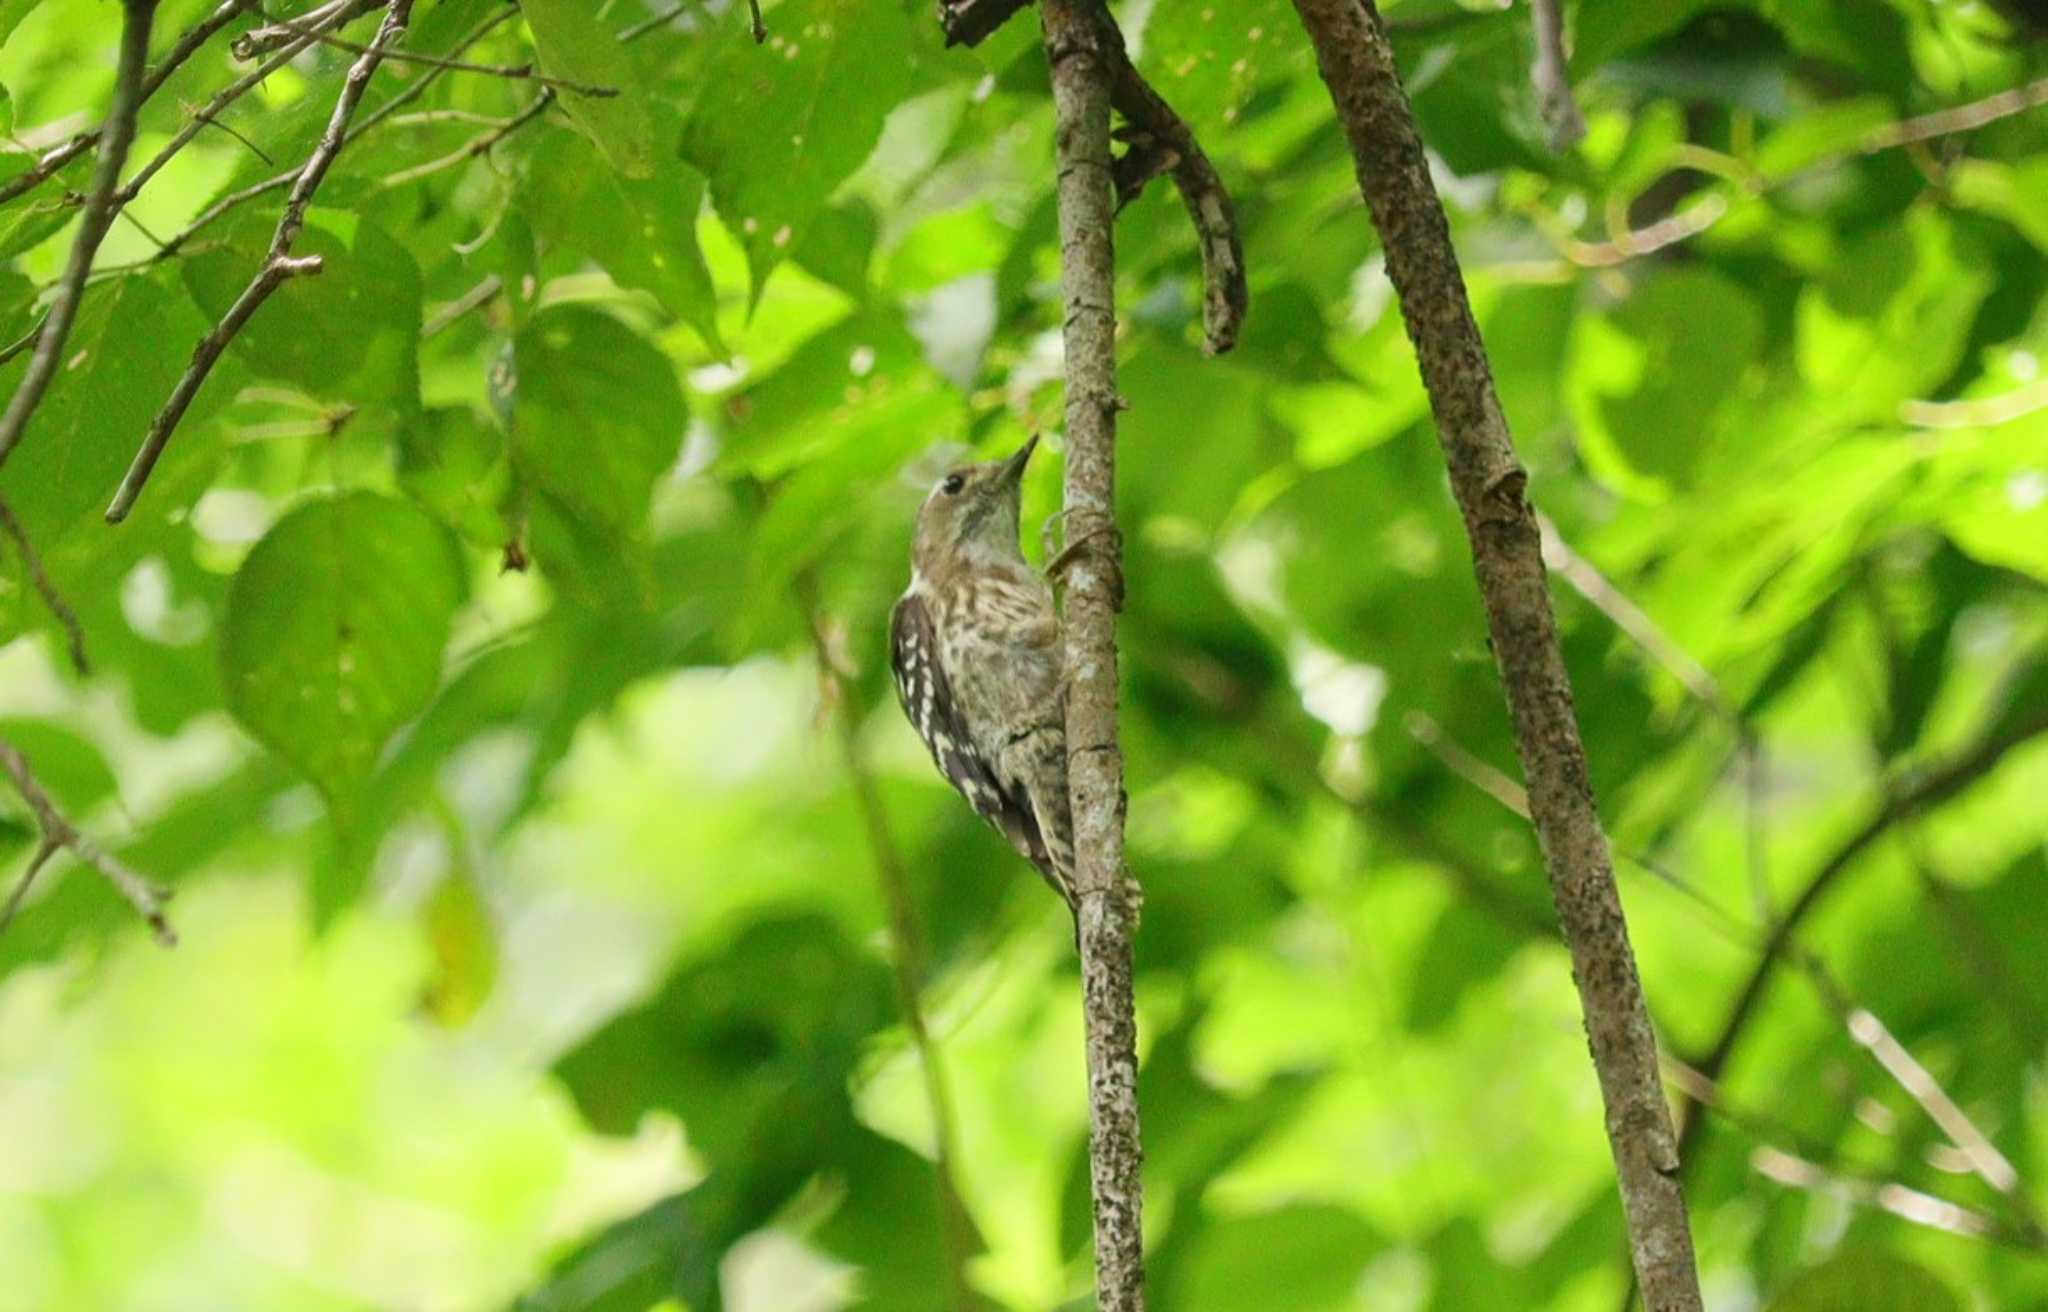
[{"x1": 940, "y1": 473, "x2": 966, "y2": 496}]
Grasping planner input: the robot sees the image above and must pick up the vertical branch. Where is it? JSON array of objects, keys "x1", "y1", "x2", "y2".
[
  {"x1": 0, "y1": 0, "x2": 158, "y2": 473},
  {"x1": 1040, "y1": 2, "x2": 1145, "y2": 1308},
  {"x1": 1284, "y1": 2, "x2": 1704, "y2": 1308},
  {"x1": 802, "y1": 589, "x2": 979, "y2": 1311}
]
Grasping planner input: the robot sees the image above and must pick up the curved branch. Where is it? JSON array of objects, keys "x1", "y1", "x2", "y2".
[
  {"x1": 0, "y1": 0, "x2": 158, "y2": 473},
  {"x1": 1101, "y1": 31, "x2": 1247, "y2": 355}
]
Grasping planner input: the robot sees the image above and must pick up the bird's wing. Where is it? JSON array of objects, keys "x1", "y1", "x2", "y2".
[{"x1": 890, "y1": 591, "x2": 1048, "y2": 865}]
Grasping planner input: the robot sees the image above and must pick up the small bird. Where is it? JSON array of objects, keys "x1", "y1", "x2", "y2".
[{"x1": 890, "y1": 436, "x2": 1078, "y2": 914}]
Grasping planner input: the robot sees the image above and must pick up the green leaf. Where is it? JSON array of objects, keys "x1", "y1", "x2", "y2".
[
  {"x1": 1567, "y1": 268, "x2": 1765, "y2": 500},
  {"x1": 1175, "y1": 1205, "x2": 1378, "y2": 1312},
  {"x1": 682, "y1": 0, "x2": 943, "y2": 299},
  {"x1": 1765, "y1": 1249, "x2": 1963, "y2": 1312},
  {"x1": 220, "y1": 492, "x2": 465, "y2": 817},
  {"x1": 0, "y1": 273, "x2": 228, "y2": 638},
  {"x1": 509, "y1": 304, "x2": 687, "y2": 538},
  {"x1": 522, "y1": 0, "x2": 656, "y2": 178},
  {"x1": 520, "y1": 120, "x2": 725, "y2": 357}
]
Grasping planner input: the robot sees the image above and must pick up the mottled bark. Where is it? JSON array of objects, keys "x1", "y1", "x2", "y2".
[
  {"x1": 1284, "y1": 1, "x2": 1703, "y2": 1308},
  {"x1": 1042, "y1": 1, "x2": 1145, "y2": 1308}
]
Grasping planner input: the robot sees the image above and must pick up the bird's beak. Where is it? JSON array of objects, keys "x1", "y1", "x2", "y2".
[{"x1": 999, "y1": 434, "x2": 1038, "y2": 485}]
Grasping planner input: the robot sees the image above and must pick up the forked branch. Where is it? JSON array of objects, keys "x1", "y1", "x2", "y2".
[
  {"x1": 108, "y1": 0, "x2": 420, "y2": 523},
  {"x1": 0, "y1": 739, "x2": 174, "y2": 945}
]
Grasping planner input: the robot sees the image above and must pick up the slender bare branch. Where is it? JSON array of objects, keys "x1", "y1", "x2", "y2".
[
  {"x1": 0, "y1": 739, "x2": 174, "y2": 945},
  {"x1": 745, "y1": 0, "x2": 767, "y2": 42},
  {"x1": 1865, "y1": 75, "x2": 2048, "y2": 150},
  {"x1": 423, "y1": 274, "x2": 504, "y2": 339},
  {"x1": 619, "y1": 0, "x2": 698, "y2": 42},
  {"x1": 1528, "y1": 0, "x2": 1584, "y2": 150},
  {"x1": 232, "y1": 0, "x2": 380, "y2": 59},
  {"x1": 0, "y1": 0, "x2": 158, "y2": 474},
  {"x1": 115, "y1": 15, "x2": 341, "y2": 205},
  {"x1": 108, "y1": 0, "x2": 418, "y2": 523},
  {"x1": 0, "y1": 0, "x2": 240, "y2": 211},
  {"x1": 0, "y1": 316, "x2": 45, "y2": 369},
  {"x1": 375, "y1": 91, "x2": 553, "y2": 190},
  {"x1": 1037, "y1": 2, "x2": 1146, "y2": 1307},
  {"x1": 0, "y1": 497, "x2": 89, "y2": 675},
  {"x1": 1287, "y1": 1, "x2": 1703, "y2": 1305}
]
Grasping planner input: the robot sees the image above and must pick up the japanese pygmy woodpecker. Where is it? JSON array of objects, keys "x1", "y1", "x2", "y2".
[{"x1": 889, "y1": 436, "x2": 1079, "y2": 914}]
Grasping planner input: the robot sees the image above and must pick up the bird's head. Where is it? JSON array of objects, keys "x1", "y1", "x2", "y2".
[{"x1": 911, "y1": 435, "x2": 1037, "y2": 580}]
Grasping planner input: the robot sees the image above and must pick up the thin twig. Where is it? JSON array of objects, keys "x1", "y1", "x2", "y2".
[
  {"x1": 0, "y1": 497, "x2": 89, "y2": 675},
  {"x1": 422, "y1": 274, "x2": 503, "y2": 339},
  {"x1": 1801, "y1": 957, "x2": 2033, "y2": 1210},
  {"x1": 238, "y1": 8, "x2": 620, "y2": 97},
  {"x1": 0, "y1": 0, "x2": 239, "y2": 211},
  {"x1": 802, "y1": 588, "x2": 979, "y2": 1312},
  {"x1": 1750, "y1": 1145, "x2": 2011, "y2": 1244},
  {"x1": 1038, "y1": 1, "x2": 1146, "y2": 1307},
  {"x1": 1568, "y1": 76, "x2": 2048, "y2": 268},
  {"x1": 108, "y1": 0, "x2": 417, "y2": 523},
  {"x1": 618, "y1": 0, "x2": 696, "y2": 42},
  {"x1": 1528, "y1": 0, "x2": 1584, "y2": 150},
  {"x1": 231, "y1": 0, "x2": 380, "y2": 58},
  {"x1": 375, "y1": 91, "x2": 553, "y2": 189},
  {"x1": 0, "y1": 0, "x2": 158, "y2": 473},
  {"x1": 0, "y1": 738, "x2": 174, "y2": 945},
  {"x1": 0, "y1": 315, "x2": 45, "y2": 368},
  {"x1": 1095, "y1": 13, "x2": 1246, "y2": 355},
  {"x1": 1865, "y1": 75, "x2": 2048, "y2": 150},
  {"x1": 115, "y1": 16, "x2": 342, "y2": 205}
]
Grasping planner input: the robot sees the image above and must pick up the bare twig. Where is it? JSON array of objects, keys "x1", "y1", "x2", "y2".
[
  {"x1": 1287, "y1": 1, "x2": 1703, "y2": 1306},
  {"x1": 231, "y1": 0, "x2": 380, "y2": 58},
  {"x1": 237, "y1": 8, "x2": 620, "y2": 97},
  {"x1": 0, "y1": 738, "x2": 174, "y2": 945},
  {"x1": 0, "y1": 0, "x2": 158, "y2": 474},
  {"x1": 1749, "y1": 1145, "x2": 2010, "y2": 1244},
  {"x1": 108, "y1": 0, "x2": 418, "y2": 523},
  {"x1": 1864, "y1": 75, "x2": 2048, "y2": 150},
  {"x1": 0, "y1": 0, "x2": 239, "y2": 211},
  {"x1": 1038, "y1": 1, "x2": 1145, "y2": 1307},
  {"x1": 1095, "y1": 17, "x2": 1246, "y2": 355},
  {"x1": 376, "y1": 91, "x2": 553, "y2": 189},
  {"x1": 802, "y1": 588, "x2": 979, "y2": 1311},
  {"x1": 0, "y1": 316, "x2": 45, "y2": 369},
  {"x1": 745, "y1": 0, "x2": 767, "y2": 42},
  {"x1": 0, "y1": 497, "x2": 89, "y2": 675},
  {"x1": 115, "y1": 16, "x2": 342, "y2": 205},
  {"x1": 1800, "y1": 957, "x2": 2034, "y2": 1212},
  {"x1": 619, "y1": 1, "x2": 697, "y2": 42},
  {"x1": 1528, "y1": 0, "x2": 1584, "y2": 150},
  {"x1": 1567, "y1": 76, "x2": 2048, "y2": 268},
  {"x1": 423, "y1": 274, "x2": 504, "y2": 339}
]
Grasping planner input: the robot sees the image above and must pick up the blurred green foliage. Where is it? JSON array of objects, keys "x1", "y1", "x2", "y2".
[{"x1": 1, "y1": 0, "x2": 2046, "y2": 1309}]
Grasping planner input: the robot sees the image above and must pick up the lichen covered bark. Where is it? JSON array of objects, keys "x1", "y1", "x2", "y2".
[{"x1": 1285, "y1": 1, "x2": 1704, "y2": 1307}]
